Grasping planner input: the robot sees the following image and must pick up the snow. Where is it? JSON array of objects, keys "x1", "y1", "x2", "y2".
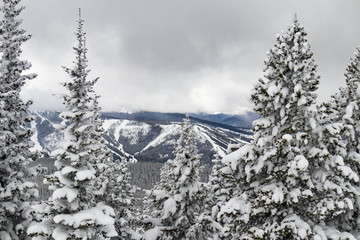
[
  {"x1": 288, "y1": 155, "x2": 309, "y2": 177},
  {"x1": 338, "y1": 165, "x2": 359, "y2": 182},
  {"x1": 344, "y1": 101, "x2": 357, "y2": 121},
  {"x1": 76, "y1": 124, "x2": 89, "y2": 133},
  {"x1": 309, "y1": 117, "x2": 317, "y2": 130},
  {"x1": 294, "y1": 83, "x2": 302, "y2": 92},
  {"x1": 297, "y1": 96, "x2": 308, "y2": 106},
  {"x1": 53, "y1": 187, "x2": 79, "y2": 203},
  {"x1": 150, "y1": 189, "x2": 168, "y2": 200},
  {"x1": 119, "y1": 121, "x2": 151, "y2": 144},
  {"x1": 272, "y1": 186, "x2": 284, "y2": 203},
  {"x1": 103, "y1": 119, "x2": 151, "y2": 145},
  {"x1": 272, "y1": 126, "x2": 279, "y2": 136},
  {"x1": 280, "y1": 215, "x2": 312, "y2": 239},
  {"x1": 46, "y1": 171, "x2": 73, "y2": 186},
  {"x1": 325, "y1": 122, "x2": 342, "y2": 135},
  {"x1": 0, "y1": 232, "x2": 11, "y2": 240},
  {"x1": 302, "y1": 189, "x2": 313, "y2": 197},
  {"x1": 294, "y1": 155, "x2": 309, "y2": 171},
  {"x1": 193, "y1": 124, "x2": 227, "y2": 157},
  {"x1": 102, "y1": 119, "x2": 119, "y2": 131},
  {"x1": 313, "y1": 225, "x2": 357, "y2": 240},
  {"x1": 27, "y1": 223, "x2": 51, "y2": 237},
  {"x1": 290, "y1": 188, "x2": 301, "y2": 203},
  {"x1": 61, "y1": 166, "x2": 77, "y2": 176},
  {"x1": 114, "y1": 120, "x2": 130, "y2": 141},
  {"x1": 52, "y1": 227, "x2": 69, "y2": 240},
  {"x1": 264, "y1": 68, "x2": 273, "y2": 78},
  {"x1": 163, "y1": 197, "x2": 177, "y2": 218},
  {"x1": 282, "y1": 134, "x2": 293, "y2": 141},
  {"x1": 222, "y1": 144, "x2": 253, "y2": 171},
  {"x1": 53, "y1": 207, "x2": 115, "y2": 228},
  {"x1": 348, "y1": 152, "x2": 360, "y2": 164},
  {"x1": 15, "y1": 16, "x2": 360, "y2": 240},
  {"x1": 30, "y1": 121, "x2": 43, "y2": 152},
  {"x1": 218, "y1": 194, "x2": 251, "y2": 223},
  {"x1": 140, "y1": 123, "x2": 180, "y2": 153},
  {"x1": 75, "y1": 169, "x2": 95, "y2": 181},
  {"x1": 44, "y1": 132, "x2": 63, "y2": 153},
  {"x1": 142, "y1": 227, "x2": 162, "y2": 240},
  {"x1": 254, "y1": 118, "x2": 271, "y2": 128}
]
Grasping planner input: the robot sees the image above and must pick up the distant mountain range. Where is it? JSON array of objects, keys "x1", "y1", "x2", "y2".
[{"x1": 30, "y1": 111, "x2": 258, "y2": 164}]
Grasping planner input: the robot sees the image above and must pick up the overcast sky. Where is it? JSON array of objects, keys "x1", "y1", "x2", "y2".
[{"x1": 17, "y1": 0, "x2": 360, "y2": 114}]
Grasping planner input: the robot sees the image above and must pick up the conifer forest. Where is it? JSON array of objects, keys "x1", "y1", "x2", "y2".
[{"x1": 2, "y1": 0, "x2": 360, "y2": 239}]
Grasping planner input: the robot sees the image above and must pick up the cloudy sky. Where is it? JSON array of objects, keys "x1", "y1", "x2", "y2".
[{"x1": 18, "y1": 0, "x2": 360, "y2": 114}]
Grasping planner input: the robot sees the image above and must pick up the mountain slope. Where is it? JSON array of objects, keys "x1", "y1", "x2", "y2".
[{"x1": 31, "y1": 111, "x2": 253, "y2": 164}]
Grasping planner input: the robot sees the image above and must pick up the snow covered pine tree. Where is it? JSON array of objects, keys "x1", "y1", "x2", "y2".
[
  {"x1": 0, "y1": 0, "x2": 40, "y2": 239},
  {"x1": 27, "y1": 10, "x2": 117, "y2": 240},
  {"x1": 317, "y1": 48, "x2": 360, "y2": 126},
  {"x1": 219, "y1": 15, "x2": 356, "y2": 239},
  {"x1": 101, "y1": 158, "x2": 141, "y2": 239},
  {"x1": 143, "y1": 116, "x2": 208, "y2": 240},
  {"x1": 199, "y1": 152, "x2": 227, "y2": 239},
  {"x1": 338, "y1": 46, "x2": 360, "y2": 237},
  {"x1": 316, "y1": 46, "x2": 360, "y2": 237}
]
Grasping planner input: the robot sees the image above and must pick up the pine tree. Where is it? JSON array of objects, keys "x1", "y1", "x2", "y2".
[
  {"x1": 219, "y1": 15, "x2": 356, "y2": 239},
  {"x1": 198, "y1": 152, "x2": 226, "y2": 239},
  {"x1": 143, "y1": 116, "x2": 207, "y2": 240},
  {"x1": 0, "y1": 0, "x2": 39, "y2": 239},
  {"x1": 102, "y1": 158, "x2": 141, "y2": 239},
  {"x1": 317, "y1": 47, "x2": 360, "y2": 126},
  {"x1": 27, "y1": 10, "x2": 117, "y2": 240},
  {"x1": 340, "y1": 46, "x2": 360, "y2": 236},
  {"x1": 316, "y1": 46, "x2": 360, "y2": 236},
  {"x1": 317, "y1": 88, "x2": 346, "y2": 126}
]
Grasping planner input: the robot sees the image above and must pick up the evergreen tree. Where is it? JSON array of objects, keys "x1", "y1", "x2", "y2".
[
  {"x1": 143, "y1": 116, "x2": 207, "y2": 240},
  {"x1": 317, "y1": 46, "x2": 360, "y2": 236},
  {"x1": 342, "y1": 46, "x2": 360, "y2": 178},
  {"x1": 0, "y1": 0, "x2": 39, "y2": 239},
  {"x1": 317, "y1": 88, "x2": 346, "y2": 126},
  {"x1": 199, "y1": 152, "x2": 226, "y2": 239},
  {"x1": 340, "y1": 46, "x2": 360, "y2": 236},
  {"x1": 27, "y1": 10, "x2": 116, "y2": 239},
  {"x1": 317, "y1": 47, "x2": 360, "y2": 126},
  {"x1": 102, "y1": 158, "x2": 141, "y2": 239},
  {"x1": 219, "y1": 15, "x2": 355, "y2": 239}
]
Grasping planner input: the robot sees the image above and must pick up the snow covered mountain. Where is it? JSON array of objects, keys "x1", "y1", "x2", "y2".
[{"x1": 30, "y1": 111, "x2": 255, "y2": 164}]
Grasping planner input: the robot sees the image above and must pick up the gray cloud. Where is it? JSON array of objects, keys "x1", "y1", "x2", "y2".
[{"x1": 18, "y1": 0, "x2": 360, "y2": 113}]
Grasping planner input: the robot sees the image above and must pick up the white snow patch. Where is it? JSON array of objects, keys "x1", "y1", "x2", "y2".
[
  {"x1": 194, "y1": 124, "x2": 227, "y2": 157},
  {"x1": 267, "y1": 84, "x2": 279, "y2": 96},
  {"x1": 140, "y1": 124, "x2": 180, "y2": 153},
  {"x1": 102, "y1": 119, "x2": 119, "y2": 131},
  {"x1": 61, "y1": 166, "x2": 77, "y2": 176},
  {"x1": 282, "y1": 134, "x2": 292, "y2": 141},
  {"x1": 52, "y1": 227, "x2": 68, "y2": 240},
  {"x1": 27, "y1": 223, "x2": 51, "y2": 237},
  {"x1": 30, "y1": 121, "x2": 43, "y2": 152},
  {"x1": 75, "y1": 169, "x2": 95, "y2": 181},
  {"x1": 222, "y1": 144, "x2": 253, "y2": 171},
  {"x1": 142, "y1": 227, "x2": 162, "y2": 240},
  {"x1": 53, "y1": 187, "x2": 79, "y2": 203},
  {"x1": 53, "y1": 207, "x2": 115, "y2": 228},
  {"x1": 272, "y1": 187, "x2": 284, "y2": 203},
  {"x1": 163, "y1": 197, "x2": 177, "y2": 218},
  {"x1": 294, "y1": 155, "x2": 309, "y2": 171}
]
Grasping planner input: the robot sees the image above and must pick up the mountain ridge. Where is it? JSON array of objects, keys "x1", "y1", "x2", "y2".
[{"x1": 30, "y1": 110, "x2": 257, "y2": 164}]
